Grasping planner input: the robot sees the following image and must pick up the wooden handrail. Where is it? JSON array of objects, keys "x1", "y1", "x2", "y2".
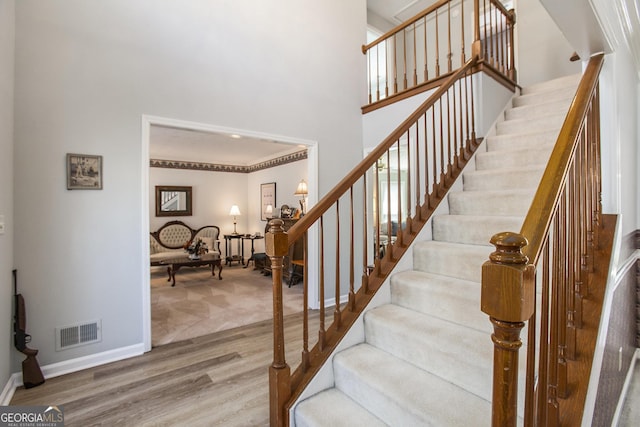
[
  {"x1": 362, "y1": 0, "x2": 516, "y2": 110},
  {"x1": 482, "y1": 53, "x2": 605, "y2": 426},
  {"x1": 288, "y1": 58, "x2": 477, "y2": 245},
  {"x1": 520, "y1": 54, "x2": 604, "y2": 264},
  {"x1": 269, "y1": 55, "x2": 485, "y2": 426}
]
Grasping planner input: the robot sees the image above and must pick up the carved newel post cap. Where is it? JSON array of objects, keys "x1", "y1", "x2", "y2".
[
  {"x1": 489, "y1": 232, "x2": 528, "y2": 265},
  {"x1": 266, "y1": 219, "x2": 288, "y2": 257}
]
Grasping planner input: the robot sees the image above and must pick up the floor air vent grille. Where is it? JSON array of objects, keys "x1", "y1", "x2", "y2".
[{"x1": 56, "y1": 320, "x2": 101, "y2": 351}]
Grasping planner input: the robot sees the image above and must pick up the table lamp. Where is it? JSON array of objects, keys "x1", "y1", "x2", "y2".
[
  {"x1": 229, "y1": 205, "x2": 241, "y2": 234},
  {"x1": 294, "y1": 179, "x2": 308, "y2": 215}
]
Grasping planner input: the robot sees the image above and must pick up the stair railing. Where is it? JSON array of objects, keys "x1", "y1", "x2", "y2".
[
  {"x1": 268, "y1": 56, "x2": 482, "y2": 426},
  {"x1": 481, "y1": 53, "x2": 604, "y2": 426},
  {"x1": 362, "y1": 0, "x2": 515, "y2": 112}
]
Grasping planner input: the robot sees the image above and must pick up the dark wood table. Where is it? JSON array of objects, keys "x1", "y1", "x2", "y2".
[
  {"x1": 158, "y1": 253, "x2": 222, "y2": 286},
  {"x1": 243, "y1": 235, "x2": 264, "y2": 268}
]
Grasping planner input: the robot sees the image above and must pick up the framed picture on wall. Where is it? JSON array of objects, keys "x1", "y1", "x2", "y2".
[
  {"x1": 67, "y1": 153, "x2": 103, "y2": 190},
  {"x1": 261, "y1": 182, "x2": 276, "y2": 221}
]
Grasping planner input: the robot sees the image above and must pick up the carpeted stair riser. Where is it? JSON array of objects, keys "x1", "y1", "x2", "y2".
[
  {"x1": 413, "y1": 241, "x2": 491, "y2": 282},
  {"x1": 505, "y1": 98, "x2": 572, "y2": 121},
  {"x1": 485, "y1": 129, "x2": 559, "y2": 152},
  {"x1": 448, "y1": 189, "x2": 534, "y2": 216},
  {"x1": 512, "y1": 85, "x2": 577, "y2": 107},
  {"x1": 295, "y1": 389, "x2": 387, "y2": 427},
  {"x1": 475, "y1": 145, "x2": 554, "y2": 170},
  {"x1": 333, "y1": 344, "x2": 493, "y2": 426},
  {"x1": 365, "y1": 304, "x2": 495, "y2": 400},
  {"x1": 432, "y1": 214, "x2": 523, "y2": 245},
  {"x1": 293, "y1": 74, "x2": 579, "y2": 426},
  {"x1": 463, "y1": 166, "x2": 545, "y2": 191},
  {"x1": 390, "y1": 271, "x2": 491, "y2": 333},
  {"x1": 520, "y1": 74, "x2": 580, "y2": 95},
  {"x1": 496, "y1": 113, "x2": 566, "y2": 135}
]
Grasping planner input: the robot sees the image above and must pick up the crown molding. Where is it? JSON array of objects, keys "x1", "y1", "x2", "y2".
[{"x1": 150, "y1": 149, "x2": 307, "y2": 173}]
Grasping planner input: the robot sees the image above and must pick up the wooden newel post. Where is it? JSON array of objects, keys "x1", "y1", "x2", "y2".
[
  {"x1": 267, "y1": 219, "x2": 291, "y2": 427},
  {"x1": 472, "y1": 0, "x2": 482, "y2": 59},
  {"x1": 481, "y1": 232, "x2": 535, "y2": 427}
]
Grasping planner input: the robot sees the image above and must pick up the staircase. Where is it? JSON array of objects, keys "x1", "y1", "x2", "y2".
[{"x1": 294, "y1": 74, "x2": 581, "y2": 426}]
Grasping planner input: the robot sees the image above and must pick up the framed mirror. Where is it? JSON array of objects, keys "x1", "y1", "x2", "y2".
[{"x1": 155, "y1": 185, "x2": 192, "y2": 217}]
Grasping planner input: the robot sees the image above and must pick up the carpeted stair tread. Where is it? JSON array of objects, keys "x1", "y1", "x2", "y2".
[
  {"x1": 432, "y1": 214, "x2": 523, "y2": 245},
  {"x1": 390, "y1": 270, "x2": 490, "y2": 332},
  {"x1": 512, "y1": 84, "x2": 577, "y2": 107},
  {"x1": 519, "y1": 73, "x2": 581, "y2": 95},
  {"x1": 333, "y1": 343, "x2": 492, "y2": 426},
  {"x1": 448, "y1": 189, "x2": 535, "y2": 216},
  {"x1": 475, "y1": 145, "x2": 554, "y2": 170},
  {"x1": 295, "y1": 388, "x2": 387, "y2": 427},
  {"x1": 365, "y1": 304, "x2": 494, "y2": 402},
  {"x1": 413, "y1": 240, "x2": 491, "y2": 282},
  {"x1": 485, "y1": 129, "x2": 560, "y2": 152},
  {"x1": 505, "y1": 97, "x2": 573, "y2": 120},
  {"x1": 463, "y1": 166, "x2": 545, "y2": 190},
  {"x1": 496, "y1": 112, "x2": 566, "y2": 135}
]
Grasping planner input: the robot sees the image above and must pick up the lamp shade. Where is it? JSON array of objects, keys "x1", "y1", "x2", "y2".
[
  {"x1": 265, "y1": 204, "x2": 273, "y2": 215},
  {"x1": 294, "y1": 180, "x2": 308, "y2": 196},
  {"x1": 229, "y1": 205, "x2": 241, "y2": 216}
]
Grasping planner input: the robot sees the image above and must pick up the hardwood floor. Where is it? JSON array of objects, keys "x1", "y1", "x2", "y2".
[{"x1": 11, "y1": 310, "x2": 320, "y2": 426}]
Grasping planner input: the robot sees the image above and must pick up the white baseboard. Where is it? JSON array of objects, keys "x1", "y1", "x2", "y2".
[
  {"x1": 612, "y1": 348, "x2": 640, "y2": 426},
  {"x1": 0, "y1": 373, "x2": 21, "y2": 405},
  {"x1": 0, "y1": 343, "x2": 145, "y2": 405}
]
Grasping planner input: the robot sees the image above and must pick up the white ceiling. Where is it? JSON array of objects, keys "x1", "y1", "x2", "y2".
[
  {"x1": 368, "y1": 0, "x2": 435, "y2": 26},
  {"x1": 149, "y1": 125, "x2": 304, "y2": 166}
]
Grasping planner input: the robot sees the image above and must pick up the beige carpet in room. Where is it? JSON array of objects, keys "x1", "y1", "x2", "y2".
[{"x1": 151, "y1": 264, "x2": 304, "y2": 347}]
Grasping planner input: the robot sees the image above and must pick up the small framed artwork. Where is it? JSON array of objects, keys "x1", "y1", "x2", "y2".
[
  {"x1": 260, "y1": 182, "x2": 276, "y2": 221},
  {"x1": 67, "y1": 153, "x2": 103, "y2": 190}
]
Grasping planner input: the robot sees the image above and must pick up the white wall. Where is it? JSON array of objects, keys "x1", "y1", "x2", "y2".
[
  {"x1": 0, "y1": 0, "x2": 15, "y2": 387},
  {"x1": 514, "y1": 0, "x2": 581, "y2": 87},
  {"x1": 12, "y1": 0, "x2": 365, "y2": 367}
]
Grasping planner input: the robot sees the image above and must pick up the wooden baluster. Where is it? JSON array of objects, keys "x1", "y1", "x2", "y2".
[
  {"x1": 482, "y1": 232, "x2": 535, "y2": 427},
  {"x1": 319, "y1": 216, "x2": 326, "y2": 351},
  {"x1": 403, "y1": 30, "x2": 408, "y2": 90},
  {"x1": 547, "y1": 238, "x2": 560, "y2": 427},
  {"x1": 424, "y1": 108, "x2": 432, "y2": 210},
  {"x1": 556, "y1": 198, "x2": 568, "y2": 399},
  {"x1": 435, "y1": 8, "x2": 441, "y2": 77},
  {"x1": 396, "y1": 140, "x2": 404, "y2": 246},
  {"x1": 301, "y1": 230, "x2": 310, "y2": 372},
  {"x1": 393, "y1": 34, "x2": 398, "y2": 95},
  {"x1": 432, "y1": 105, "x2": 438, "y2": 200},
  {"x1": 406, "y1": 128, "x2": 413, "y2": 231},
  {"x1": 482, "y1": 0, "x2": 489, "y2": 60},
  {"x1": 267, "y1": 219, "x2": 291, "y2": 427},
  {"x1": 508, "y1": 9, "x2": 516, "y2": 80},
  {"x1": 470, "y1": 66, "x2": 476, "y2": 142},
  {"x1": 439, "y1": 97, "x2": 445, "y2": 190},
  {"x1": 334, "y1": 202, "x2": 342, "y2": 329},
  {"x1": 572, "y1": 158, "x2": 584, "y2": 330},
  {"x1": 473, "y1": 0, "x2": 482, "y2": 58},
  {"x1": 424, "y1": 16, "x2": 429, "y2": 81},
  {"x1": 488, "y1": 2, "x2": 494, "y2": 66},
  {"x1": 446, "y1": 89, "x2": 452, "y2": 180},
  {"x1": 375, "y1": 45, "x2": 380, "y2": 102},
  {"x1": 452, "y1": 82, "x2": 459, "y2": 168},
  {"x1": 498, "y1": 7, "x2": 504, "y2": 72},
  {"x1": 447, "y1": 0, "x2": 453, "y2": 72},
  {"x1": 464, "y1": 71, "x2": 471, "y2": 155},
  {"x1": 386, "y1": 150, "x2": 393, "y2": 259},
  {"x1": 413, "y1": 22, "x2": 418, "y2": 86},
  {"x1": 536, "y1": 235, "x2": 550, "y2": 424},
  {"x1": 362, "y1": 173, "x2": 370, "y2": 293},
  {"x1": 566, "y1": 165, "x2": 577, "y2": 360},
  {"x1": 349, "y1": 188, "x2": 355, "y2": 311},
  {"x1": 415, "y1": 118, "x2": 422, "y2": 220},
  {"x1": 385, "y1": 40, "x2": 390, "y2": 98},
  {"x1": 460, "y1": 0, "x2": 466, "y2": 64}
]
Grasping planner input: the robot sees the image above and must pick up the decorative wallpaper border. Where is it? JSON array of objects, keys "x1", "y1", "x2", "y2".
[{"x1": 150, "y1": 149, "x2": 307, "y2": 173}]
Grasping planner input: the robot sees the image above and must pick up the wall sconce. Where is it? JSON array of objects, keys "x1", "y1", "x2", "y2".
[
  {"x1": 229, "y1": 205, "x2": 241, "y2": 234},
  {"x1": 294, "y1": 179, "x2": 308, "y2": 215}
]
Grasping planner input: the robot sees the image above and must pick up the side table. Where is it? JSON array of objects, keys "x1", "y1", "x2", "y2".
[{"x1": 224, "y1": 234, "x2": 244, "y2": 266}]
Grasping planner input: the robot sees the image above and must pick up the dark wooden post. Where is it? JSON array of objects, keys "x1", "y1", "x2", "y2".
[
  {"x1": 481, "y1": 232, "x2": 535, "y2": 427},
  {"x1": 267, "y1": 219, "x2": 291, "y2": 427},
  {"x1": 508, "y1": 9, "x2": 517, "y2": 81}
]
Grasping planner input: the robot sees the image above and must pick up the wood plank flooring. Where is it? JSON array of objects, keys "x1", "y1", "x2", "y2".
[{"x1": 11, "y1": 310, "x2": 321, "y2": 426}]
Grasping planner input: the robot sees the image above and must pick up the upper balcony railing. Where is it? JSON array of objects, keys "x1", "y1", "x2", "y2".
[{"x1": 362, "y1": 0, "x2": 515, "y2": 112}]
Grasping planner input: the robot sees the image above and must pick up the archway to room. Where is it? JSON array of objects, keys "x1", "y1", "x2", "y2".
[{"x1": 141, "y1": 116, "x2": 318, "y2": 351}]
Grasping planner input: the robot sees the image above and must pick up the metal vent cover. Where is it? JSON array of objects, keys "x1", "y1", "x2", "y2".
[{"x1": 55, "y1": 320, "x2": 101, "y2": 351}]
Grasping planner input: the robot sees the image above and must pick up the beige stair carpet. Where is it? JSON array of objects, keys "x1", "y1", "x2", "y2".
[{"x1": 295, "y1": 73, "x2": 581, "y2": 426}]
